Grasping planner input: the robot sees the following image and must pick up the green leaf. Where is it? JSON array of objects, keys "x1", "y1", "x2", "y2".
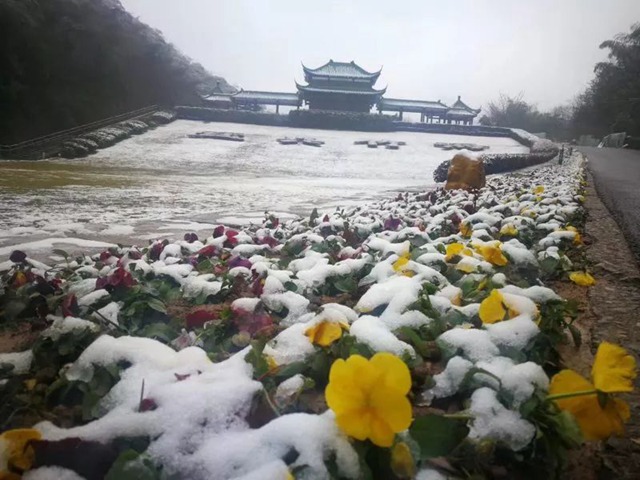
[
  {"x1": 137, "y1": 323, "x2": 178, "y2": 344},
  {"x1": 0, "y1": 363, "x2": 15, "y2": 375},
  {"x1": 309, "y1": 208, "x2": 319, "y2": 225},
  {"x1": 52, "y1": 249, "x2": 70, "y2": 259},
  {"x1": 246, "y1": 339, "x2": 269, "y2": 379},
  {"x1": 539, "y1": 256, "x2": 559, "y2": 275},
  {"x1": 397, "y1": 327, "x2": 440, "y2": 359},
  {"x1": 197, "y1": 259, "x2": 213, "y2": 273},
  {"x1": 274, "y1": 362, "x2": 306, "y2": 379},
  {"x1": 105, "y1": 450, "x2": 161, "y2": 480},
  {"x1": 409, "y1": 414, "x2": 469, "y2": 458},
  {"x1": 333, "y1": 275, "x2": 357, "y2": 294},
  {"x1": 3, "y1": 300, "x2": 26, "y2": 321},
  {"x1": 554, "y1": 410, "x2": 583, "y2": 447},
  {"x1": 146, "y1": 298, "x2": 166, "y2": 313}
]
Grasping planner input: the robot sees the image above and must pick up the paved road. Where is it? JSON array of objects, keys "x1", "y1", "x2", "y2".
[{"x1": 580, "y1": 146, "x2": 640, "y2": 262}]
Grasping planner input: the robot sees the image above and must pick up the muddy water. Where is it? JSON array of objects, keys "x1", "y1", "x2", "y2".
[
  {"x1": 0, "y1": 161, "x2": 138, "y2": 191},
  {"x1": 0, "y1": 120, "x2": 528, "y2": 257}
]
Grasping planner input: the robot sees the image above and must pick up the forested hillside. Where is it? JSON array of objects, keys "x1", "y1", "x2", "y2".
[
  {"x1": 573, "y1": 22, "x2": 640, "y2": 138},
  {"x1": 0, "y1": 0, "x2": 232, "y2": 143},
  {"x1": 480, "y1": 22, "x2": 640, "y2": 143}
]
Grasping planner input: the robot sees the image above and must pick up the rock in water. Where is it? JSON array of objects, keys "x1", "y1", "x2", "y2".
[{"x1": 445, "y1": 153, "x2": 486, "y2": 190}]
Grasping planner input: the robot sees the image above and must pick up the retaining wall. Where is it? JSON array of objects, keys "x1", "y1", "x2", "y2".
[{"x1": 176, "y1": 107, "x2": 396, "y2": 132}]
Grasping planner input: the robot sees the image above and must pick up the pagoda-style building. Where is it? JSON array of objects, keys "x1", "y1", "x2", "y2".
[
  {"x1": 295, "y1": 60, "x2": 386, "y2": 112},
  {"x1": 202, "y1": 59, "x2": 480, "y2": 123},
  {"x1": 445, "y1": 96, "x2": 482, "y2": 124},
  {"x1": 377, "y1": 95, "x2": 480, "y2": 125}
]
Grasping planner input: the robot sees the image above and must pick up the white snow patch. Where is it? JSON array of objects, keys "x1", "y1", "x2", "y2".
[{"x1": 0, "y1": 350, "x2": 33, "y2": 375}]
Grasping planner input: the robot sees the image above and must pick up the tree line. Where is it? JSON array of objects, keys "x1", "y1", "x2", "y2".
[
  {"x1": 0, "y1": 0, "x2": 233, "y2": 144},
  {"x1": 480, "y1": 22, "x2": 640, "y2": 144}
]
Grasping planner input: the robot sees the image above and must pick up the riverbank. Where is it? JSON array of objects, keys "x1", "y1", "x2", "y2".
[{"x1": 2, "y1": 152, "x2": 629, "y2": 479}]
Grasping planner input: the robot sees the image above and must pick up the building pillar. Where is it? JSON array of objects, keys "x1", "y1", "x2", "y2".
[
  {"x1": 399, "y1": 110, "x2": 403, "y2": 121},
  {"x1": 276, "y1": 103, "x2": 280, "y2": 114}
]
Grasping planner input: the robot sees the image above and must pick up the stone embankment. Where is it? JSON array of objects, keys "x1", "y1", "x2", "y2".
[
  {"x1": 433, "y1": 129, "x2": 560, "y2": 182},
  {"x1": 60, "y1": 111, "x2": 176, "y2": 158}
]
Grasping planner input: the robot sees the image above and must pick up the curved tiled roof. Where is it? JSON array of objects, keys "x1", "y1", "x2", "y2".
[
  {"x1": 452, "y1": 96, "x2": 481, "y2": 114},
  {"x1": 302, "y1": 60, "x2": 381, "y2": 80},
  {"x1": 231, "y1": 90, "x2": 300, "y2": 105},
  {"x1": 445, "y1": 107, "x2": 478, "y2": 117},
  {"x1": 378, "y1": 98, "x2": 449, "y2": 112},
  {"x1": 296, "y1": 82, "x2": 386, "y2": 96}
]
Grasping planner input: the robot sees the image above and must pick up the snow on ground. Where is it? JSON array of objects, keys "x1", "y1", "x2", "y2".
[
  {"x1": 0, "y1": 237, "x2": 116, "y2": 256},
  {"x1": 0, "y1": 120, "x2": 527, "y2": 252},
  {"x1": 3, "y1": 151, "x2": 588, "y2": 479}
]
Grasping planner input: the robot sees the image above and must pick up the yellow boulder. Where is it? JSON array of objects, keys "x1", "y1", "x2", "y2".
[{"x1": 445, "y1": 154, "x2": 486, "y2": 191}]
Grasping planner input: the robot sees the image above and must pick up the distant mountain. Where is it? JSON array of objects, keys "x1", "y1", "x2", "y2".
[{"x1": 0, "y1": 0, "x2": 233, "y2": 143}]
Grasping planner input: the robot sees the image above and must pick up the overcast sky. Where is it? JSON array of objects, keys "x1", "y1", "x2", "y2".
[{"x1": 121, "y1": 0, "x2": 640, "y2": 110}]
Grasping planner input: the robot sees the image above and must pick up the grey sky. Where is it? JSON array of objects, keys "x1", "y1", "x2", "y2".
[{"x1": 121, "y1": 0, "x2": 640, "y2": 111}]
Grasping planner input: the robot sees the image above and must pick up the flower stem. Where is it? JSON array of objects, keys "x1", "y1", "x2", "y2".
[
  {"x1": 546, "y1": 389, "x2": 598, "y2": 401},
  {"x1": 263, "y1": 391, "x2": 281, "y2": 417},
  {"x1": 443, "y1": 413, "x2": 474, "y2": 420}
]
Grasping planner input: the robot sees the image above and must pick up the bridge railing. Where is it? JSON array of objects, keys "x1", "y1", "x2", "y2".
[{"x1": 0, "y1": 105, "x2": 160, "y2": 159}]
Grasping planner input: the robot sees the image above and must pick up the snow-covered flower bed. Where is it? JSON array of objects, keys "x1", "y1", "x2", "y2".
[{"x1": 0, "y1": 153, "x2": 636, "y2": 480}]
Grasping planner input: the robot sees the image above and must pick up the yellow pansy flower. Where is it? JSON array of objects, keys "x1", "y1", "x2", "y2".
[
  {"x1": 549, "y1": 342, "x2": 637, "y2": 440},
  {"x1": 393, "y1": 255, "x2": 409, "y2": 272},
  {"x1": 325, "y1": 353, "x2": 412, "y2": 447},
  {"x1": 23, "y1": 379, "x2": 37, "y2": 391},
  {"x1": 265, "y1": 355, "x2": 279, "y2": 372},
  {"x1": 390, "y1": 441, "x2": 416, "y2": 478},
  {"x1": 392, "y1": 255, "x2": 415, "y2": 278},
  {"x1": 455, "y1": 260, "x2": 476, "y2": 273},
  {"x1": 569, "y1": 271, "x2": 595, "y2": 286},
  {"x1": 0, "y1": 429, "x2": 41, "y2": 477},
  {"x1": 478, "y1": 289, "x2": 507, "y2": 324},
  {"x1": 475, "y1": 243, "x2": 508, "y2": 266},
  {"x1": 459, "y1": 222, "x2": 472, "y2": 238},
  {"x1": 500, "y1": 224, "x2": 518, "y2": 237},
  {"x1": 479, "y1": 290, "x2": 534, "y2": 324},
  {"x1": 592, "y1": 342, "x2": 637, "y2": 393},
  {"x1": 445, "y1": 243, "x2": 464, "y2": 261},
  {"x1": 305, "y1": 321, "x2": 349, "y2": 347},
  {"x1": 444, "y1": 243, "x2": 473, "y2": 262},
  {"x1": 450, "y1": 293, "x2": 462, "y2": 306},
  {"x1": 534, "y1": 185, "x2": 545, "y2": 194},
  {"x1": 565, "y1": 226, "x2": 583, "y2": 245}
]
